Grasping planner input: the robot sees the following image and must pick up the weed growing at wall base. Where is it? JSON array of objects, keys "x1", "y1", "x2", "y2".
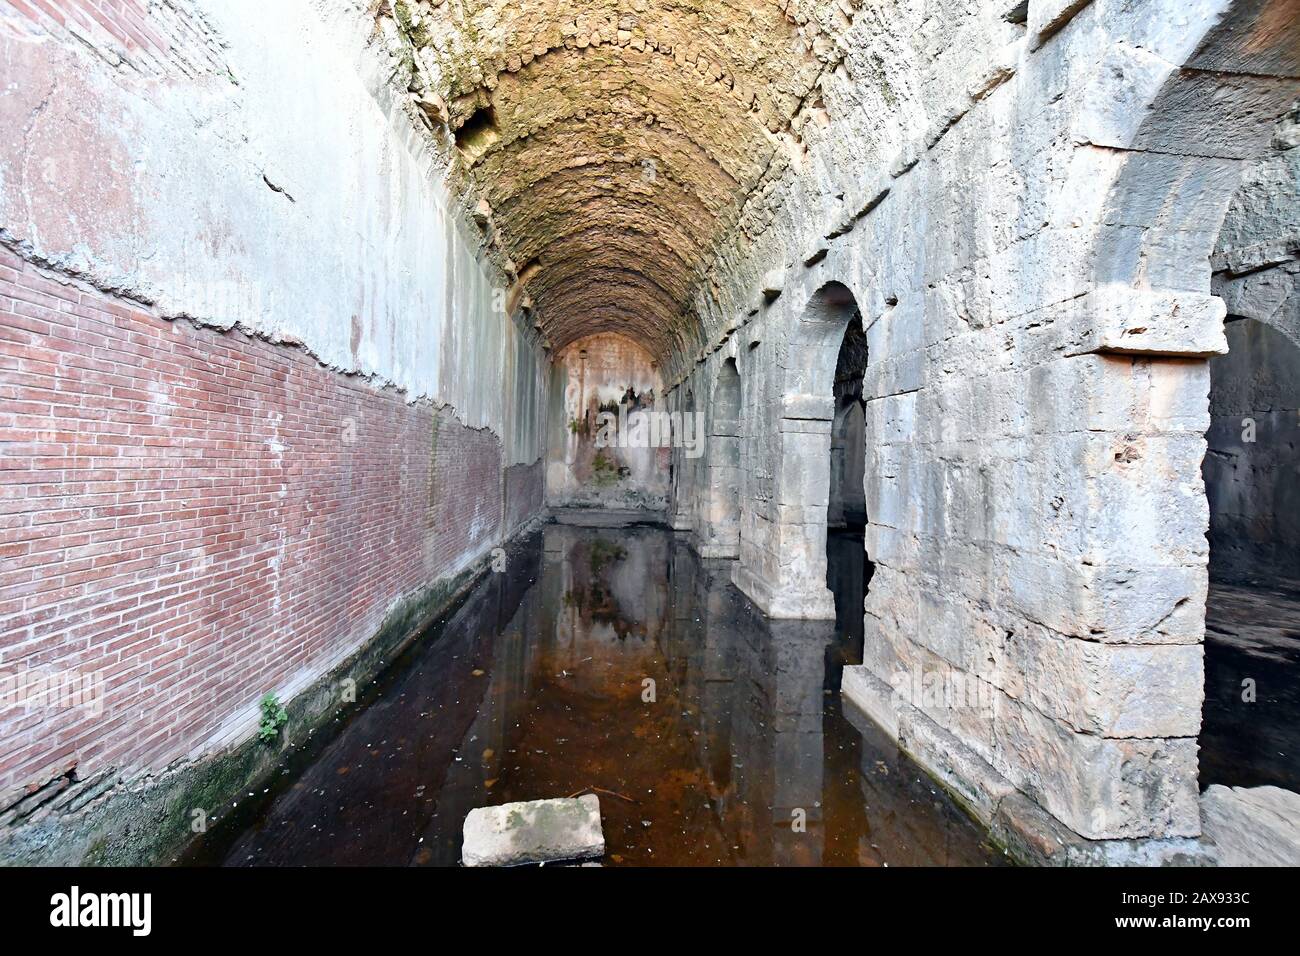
[{"x1": 257, "y1": 693, "x2": 288, "y2": 743}]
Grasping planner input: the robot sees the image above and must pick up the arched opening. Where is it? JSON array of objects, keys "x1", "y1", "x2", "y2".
[
  {"x1": 732, "y1": 280, "x2": 862, "y2": 620},
  {"x1": 828, "y1": 401, "x2": 866, "y2": 530},
  {"x1": 1205, "y1": 320, "x2": 1300, "y2": 586},
  {"x1": 701, "y1": 358, "x2": 742, "y2": 558},
  {"x1": 828, "y1": 313, "x2": 868, "y2": 531},
  {"x1": 1200, "y1": 100, "x2": 1300, "y2": 793},
  {"x1": 1079, "y1": 3, "x2": 1299, "y2": 848},
  {"x1": 1202, "y1": 318, "x2": 1300, "y2": 793},
  {"x1": 825, "y1": 318, "x2": 873, "y2": 670}
]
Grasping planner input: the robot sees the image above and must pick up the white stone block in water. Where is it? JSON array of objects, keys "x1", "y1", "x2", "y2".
[{"x1": 462, "y1": 794, "x2": 604, "y2": 867}]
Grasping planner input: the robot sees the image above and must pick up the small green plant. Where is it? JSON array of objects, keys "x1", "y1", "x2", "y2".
[
  {"x1": 590, "y1": 538, "x2": 627, "y2": 573},
  {"x1": 591, "y1": 450, "x2": 622, "y2": 486},
  {"x1": 258, "y1": 692, "x2": 288, "y2": 744}
]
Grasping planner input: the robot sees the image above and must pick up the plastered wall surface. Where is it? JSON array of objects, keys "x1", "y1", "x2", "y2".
[{"x1": 545, "y1": 333, "x2": 670, "y2": 512}]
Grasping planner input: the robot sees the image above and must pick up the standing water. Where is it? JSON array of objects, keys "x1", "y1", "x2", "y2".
[{"x1": 183, "y1": 522, "x2": 1005, "y2": 866}]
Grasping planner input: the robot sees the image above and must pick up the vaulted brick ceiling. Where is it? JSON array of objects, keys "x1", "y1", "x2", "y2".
[{"x1": 388, "y1": 0, "x2": 856, "y2": 361}]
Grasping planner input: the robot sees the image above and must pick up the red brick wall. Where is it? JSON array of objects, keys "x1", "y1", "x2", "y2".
[
  {"x1": 503, "y1": 460, "x2": 543, "y2": 536},
  {"x1": 0, "y1": 249, "x2": 516, "y2": 801},
  {"x1": 1, "y1": 0, "x2": 224, "y2": 78},
  {"x1": 427, "y1": 407, "x2": 503, "y2": 570}
]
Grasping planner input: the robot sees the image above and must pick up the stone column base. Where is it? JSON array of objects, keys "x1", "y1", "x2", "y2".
[
  {"x1": 841, "y1": 665, "x2": 898, "y2": 739},
  {"x1": 731, "y1": 563, "x2": 836, "y2": 619},
  {"x1": 840, "y1": 666, "x2": 1220, "y2": 867}
]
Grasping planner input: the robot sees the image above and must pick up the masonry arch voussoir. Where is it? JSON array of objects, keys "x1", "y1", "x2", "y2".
[
  {"x1": 1093, "y1": 0, "x2": 1300, "y2": 297},
  {"x1": 782, "y1": 279, "x2": 868, "y2": 408}
]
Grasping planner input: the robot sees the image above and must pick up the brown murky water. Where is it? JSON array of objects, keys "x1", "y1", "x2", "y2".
[{"x1": 183, "y1": 523, "x2": 1006, "y2": 866}]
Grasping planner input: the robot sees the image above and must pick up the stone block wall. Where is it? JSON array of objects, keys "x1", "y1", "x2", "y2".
[{"x1": 663, "y1": 0, "x2": 1299, "y2": 851}]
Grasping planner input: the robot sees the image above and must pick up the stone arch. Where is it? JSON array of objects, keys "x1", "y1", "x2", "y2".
[
  {"x1": 828, "y1": 315, "x2": 870, "y2": 531},
  {"x1": 1203, "y1": 91, "x2": 1300, "y2": 585},
  {"x1": 700, "y1": 358, "x2": 742, "y2": 558},
  {"x1": 1212, "y1": 95, "x2": 1300, "y2": 350},
  {"x1": 1092, "y1": 0, "x2": 1300, "y2": 312},
  {"x1": 1077, "y1": 0, "x2": 1300, "y2": 835},
  {"x1": 783, "y1": 281, "x2": 864, "y2": 404},
  {"x1": 1196, "y1": 73, "x2": 1300, "y2": 795},
  {"x1": 732, "y1": 280, "x2": 864, "y2": 619},
  {"x1": 1077, "y1": 2, "x2": 1300, "y2": 603}
]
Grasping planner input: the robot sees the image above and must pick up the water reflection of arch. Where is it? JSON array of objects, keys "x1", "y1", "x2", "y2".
[{"x1": 674, "y1": 539, "x2": 840, "y2": 864}]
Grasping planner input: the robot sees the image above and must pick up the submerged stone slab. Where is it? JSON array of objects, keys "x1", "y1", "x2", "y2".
[
  {"x1": 462, "y1": 795, "x2": 604, "y2": 867},
  {"x1": 1201, "y1": 785, "x2": 1300, "y2": 867}
]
